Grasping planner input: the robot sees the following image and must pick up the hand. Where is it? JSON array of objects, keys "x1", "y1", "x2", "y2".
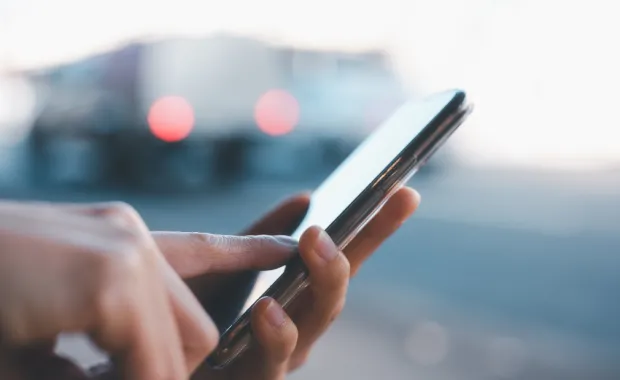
[
  {"x1": 1, "y1": 186, "x2": 420, "y2": 379},
  {"x1": 190, "y1": 187, "x2": 420, "y2": 379},
  {"x1": 0, "y1": 201, "x2": 298, "y2": 380}
]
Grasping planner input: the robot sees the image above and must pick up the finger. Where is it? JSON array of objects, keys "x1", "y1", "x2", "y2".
[
  {"x1": 152, "y1": 233, "x2": 298, "y2": 278},
  {"x1": 95, "y1": 257, "x2": 206, "y2": 378},
  {"x1": 59, "y1": 202, "x2": 269, "y2": 359},
  {"x1": 293, "y1": 226, "x2": 349, "y2": 353},
  {"x1": 1, "y1": 203, "x2": 189, "y2": 379},
  {"x1": 344, "y1": 187, "x2": 420, "y2": 276},
  {"x1": 109, "y1": 211, "x2": 220, "y2": 373},
  {"x1": 185, "y1": 193, "x2": 309, "y2": 331},
  {"x1": 235, "y1": 298, "x2": 298, "y2": 380},
  {"x1": 57, "y1": 202, "x2": 147, "y2": 232},
  {"x1": 158, "y1": 257, "x2": 219, "y2": 373},
  {"x1": 67, "y1": 202, "x2": 216, "y2": 373},
  {"x1": 102, "y1": 292, "x2": 187, "y2": 380},
  {"x1": 89, "y1": 256, "x2": 187, "y2": 380},
  {"x1": 241, "y1": 194, "x2": 311, "y2": 236}
]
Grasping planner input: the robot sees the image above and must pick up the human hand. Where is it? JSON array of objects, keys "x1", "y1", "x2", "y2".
[
  {"x1": 190, "y1": 187, "x2": 420, "y2": 379},
  {"x1": 1, "y1": 186, "x2": 420, "y2": 380},
  {"x1": 0, "y1": 201, "x2": 298, "y2": 380}
]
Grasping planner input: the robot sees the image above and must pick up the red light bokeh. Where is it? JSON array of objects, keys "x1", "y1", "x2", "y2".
[
  {"x1": 147, "y1": 96, "x2": 195, "y2": 142},
  {"x1": 254, "y1": 89, "x2": 300, "y2": 136}
]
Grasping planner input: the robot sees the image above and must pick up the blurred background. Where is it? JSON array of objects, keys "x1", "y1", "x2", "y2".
[{"x1": 1, "y1": 0, "x2": 619, "y2": 378}]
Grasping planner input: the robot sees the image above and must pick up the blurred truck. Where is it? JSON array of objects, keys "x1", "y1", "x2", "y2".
[{"x1": 27, "y1": 34, "x2": 408, "y2": 190}]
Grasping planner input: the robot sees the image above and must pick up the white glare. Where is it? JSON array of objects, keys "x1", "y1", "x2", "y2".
[
  {"x1": 0, "y1": 76, "x2": 36, "y2": 146},
  {"x1": 1, "y1": 0, "x2": 619, "y2": 169}
]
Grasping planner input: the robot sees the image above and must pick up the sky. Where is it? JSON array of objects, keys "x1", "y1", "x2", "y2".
[
  {"x1": 0, "y1": 0, "x2": 619, "y2": 170},
  {"x1": 0, "y1": 0, "x2": 409, "y2": 69}
]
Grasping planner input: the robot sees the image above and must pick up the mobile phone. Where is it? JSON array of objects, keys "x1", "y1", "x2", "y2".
[{"x1": 207, "y1": 89, "x2": 473, "y2": 369}]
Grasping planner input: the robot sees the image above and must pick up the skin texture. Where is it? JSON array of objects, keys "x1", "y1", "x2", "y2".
[{"x1": 0, "y1": 187, "x2": 420, "y2": 380}]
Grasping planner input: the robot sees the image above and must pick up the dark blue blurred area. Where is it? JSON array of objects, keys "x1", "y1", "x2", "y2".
[{"x1": 13, "y1": 34, "x2": 409, "y2": 190}]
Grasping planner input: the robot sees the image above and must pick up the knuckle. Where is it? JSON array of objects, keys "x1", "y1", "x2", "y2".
[
  {"x1": 272, "y1": 334, "x2": 297, "y2": 363},
  {"x1": 324, "y1": 252, "x2": 350, "y2": 283},
  {"x1": 90, "y1": 248, "x2": 144, "y2": 315},
  {"x1": 331, "y1": 298, "x2": 347, "y2": 322},
  {"x1": 111, "y1": 223, "x2": 144, "y2": 246},
  {"x1": 104, "y1": 201, "x2": 137, "y2": 218},
  {"x1": 103, "y1": 223, "x2": 154, "y2": 265},
  {"x1": 263, "y1": 319, "x2": 298, "y2": 363},
  {"x1": 188, "y1": 232, "x2": 218, "y2": 249},
  {"x1": 282, "y1": 322, "x2": 299, "y2": 355},
  {"x1": 107, "y1": 245, "x2": 145, "y2": 280},
  {"x1": 289, "y1": 351, "x2": 310, "y2": 371},
  {"x1": 338, "y1": 253, "x2": 351, "y2": 276},
  {"x1": 99, "y1": 202, "x2": 141, "y2": 227}
]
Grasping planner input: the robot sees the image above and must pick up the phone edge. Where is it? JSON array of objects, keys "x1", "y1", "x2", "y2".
[{"x1": 206, "y1": 90, "x2": 472, "y2": 369}]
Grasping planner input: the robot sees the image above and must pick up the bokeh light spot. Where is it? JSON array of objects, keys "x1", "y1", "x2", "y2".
[
  {"x1": 254, "y1": 89, "x2": 299, "y2": 136},
  {"x1": 148, "y1": 96, "x2": 194, "y2": 142}
]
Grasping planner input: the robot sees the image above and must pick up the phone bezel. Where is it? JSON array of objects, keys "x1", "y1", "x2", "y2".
[{"x1": 207, "y1": 90, "x2": 472, "y2": 369}]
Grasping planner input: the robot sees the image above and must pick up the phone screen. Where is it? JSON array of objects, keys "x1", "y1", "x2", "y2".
[{"x1": 242, "y1": 90, "x2": 459, "y2": 312}]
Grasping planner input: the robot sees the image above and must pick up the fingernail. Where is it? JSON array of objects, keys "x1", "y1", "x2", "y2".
[
  {"x1": 264, "y1": 299, "x2": 286, "y2": 328},
  {"x1": 314, "y1": 229, "x2": 338, "y2": 262}
]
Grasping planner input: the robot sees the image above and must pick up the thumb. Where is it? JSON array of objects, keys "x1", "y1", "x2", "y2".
[{"x1": 152, "y1": 232, "x2": 298, "y2": 278}]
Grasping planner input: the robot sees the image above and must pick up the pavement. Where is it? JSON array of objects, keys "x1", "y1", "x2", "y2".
[{"x1": 3, "y1": 167, "x2": 620, "y2": 379}]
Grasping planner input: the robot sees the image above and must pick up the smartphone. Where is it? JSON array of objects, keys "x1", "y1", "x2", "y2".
[{"x1": 207, "y1": 89, "x2": 473, "y2": 369}]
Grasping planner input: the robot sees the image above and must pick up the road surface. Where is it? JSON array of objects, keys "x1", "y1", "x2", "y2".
[{"x1": 2, "y1": 167, "x2": 620, "y2": 379}]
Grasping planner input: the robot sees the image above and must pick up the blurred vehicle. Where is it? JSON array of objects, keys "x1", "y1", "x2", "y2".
[
  {"x1": 27, "y1": 44, "x2": 145, "y2": 188},
  {"x1": 26, "y1": 34, "x2": 408, "y2": 190}
]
